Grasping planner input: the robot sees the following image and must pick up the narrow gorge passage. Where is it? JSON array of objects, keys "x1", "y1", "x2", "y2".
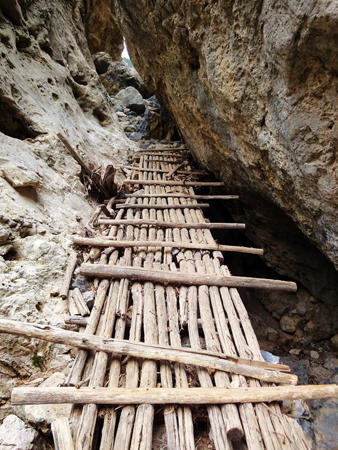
[{"x1": 0, "y1": 1, "x2": 337, "y2": 449}]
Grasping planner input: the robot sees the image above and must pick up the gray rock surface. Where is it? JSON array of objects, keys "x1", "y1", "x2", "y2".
[
  {"x1": 113, "y1": 86, "x2": 146, "y2": 114},
  {"x1": 113, "y1": 0, "x2": 338, "y2": 310},
  {"x1": 0, "y1": 415, "x2": 38, "y2": 450},
  {"x1": 0, "y1": 0, "x2": 137, "y2": 431},
  {"x1": 93, "y1": 52, "x2": 152, "y2": 98}
]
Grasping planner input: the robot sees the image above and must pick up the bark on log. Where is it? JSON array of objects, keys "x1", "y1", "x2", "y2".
[
  {"x1": 165, "y1": 161, "x2": 186, "y2": 178},
  {"x1": 60, "y1": 252, "x2": 78, "y2": 299},
  {"x1": 116, "y1": 203, "x2": 210, "y2": 209},
  {"x1": 73, "y1": 237, "x2": 264, "y2": 255},
  {"x1": 0, "y1": 319, "x2": 296, "y2": 384},
  {"x1": 121, "y1": 166, "x2": 204, "y2": 175},
  {"x1": 125, "y1": 194, "x2": 239, "y2": 200},
  {"x1": 12, "y1": 385, "x2": 338, "y2": 406},
  {"x1": 97, "y1": 219, "x2": 245, "y2": 230},
  {"x1": 124, "y1": 180, "x2": 224, "y2": 187},
  {"x1": 80, "y1": 264, "x2": 297, "y2": 292},
  {"x1": 51, "y1": 418, "x2": 74, "y2": 450}
]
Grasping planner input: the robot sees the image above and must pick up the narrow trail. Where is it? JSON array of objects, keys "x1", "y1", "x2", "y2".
[{"x1": 6, "y1": 141, "x2": 335, "y2": 449}]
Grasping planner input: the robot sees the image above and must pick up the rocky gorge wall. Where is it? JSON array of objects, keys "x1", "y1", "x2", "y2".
[
  {"x1": 0, "y1": 0, "x2": 338, "y2": 448},
  {"x1": 113, "y1": 0, "x2": 338, "y2": 313},
  {"x1": 0, "y1": 0, "x2": 135, "y2": 434}
]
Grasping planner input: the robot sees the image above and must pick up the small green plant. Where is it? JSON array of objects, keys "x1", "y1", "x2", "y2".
[{"x1": 31, "y1": 353, "x2": 44, "y2": 370}]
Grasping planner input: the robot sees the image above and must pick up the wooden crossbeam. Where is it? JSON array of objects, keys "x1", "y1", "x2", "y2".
[
  {"x1": 73, "y1": 237, "x2": 264, "y2": 255},
  {"x1": 97, "y1": 219, "x2": 245, "y2": 229},
  {"x1": 165, "y1": 161, "x2": 186, "y2": 178},
  {"x1": 136, "y1": 147, "x2": 187, "y2": 153},
  {"x1": 133, "y1": 156, "x2": 185, "y2": 161},
  {"x1": 121, "y1": 166, "x2": 204, "y2": 175},
  {"x1": 12, "y1": 385, "x2": 338, "y2": 406},
  {"x1": 0, "y1": 319, "x2": 295, "y2": 384},
  {"x1": 124, "y1": 180, "x2": 224, "y2": 186},
  {"x1": 115, "y1": 203, "x2": 210, "y2": 210},
  {"x1": 80, "y1": 264, "x2": 297, "y2": 292},
  {"x1": 125, "y1": 194, "x2": 239, "y2": 200},
  {"x1": 65, "y1": 316, "x2": 221, "y2": 330}
]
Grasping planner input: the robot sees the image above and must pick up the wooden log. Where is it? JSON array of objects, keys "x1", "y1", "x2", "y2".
[
  {"x1": 135, "y1": 148, "x2": 187, "y2": 154},
  {"x1": 136, "y1": 146, "x2": 187, "y2": 151},
  {"x1": 129, "y1": 240, "x2": 157, "y2": 447},
  {"x1": 184, "y1": 202, "x2": 244, "y2": 442},
  {"x1": 115, "y1": 203, "x2": 210, "y2": 210},
  {"x1": 66, "y1": 276, "x2": 110, "y2": 386},
  {"x1": 60, "y1": 252, "x2": 78, "y2": 299},
  {"x1": 65, "y1": 317, "x2": 88, "y2": 326},
  {"x1": 57, "y1": 133, "x2": 92, "y2": 177},
  {"x1": 0, "y1": 319, "x2": 296, "y2": 384},
  {"x1": 173, "y1": 201, "x2": 241, "y2": 445},
  {"x1": 182, "y1": 190, "x2": 264, "y2": 449},
  {"x1": 126, "y1": 193, "x2": 239, "y2": 200},
  {"x1": 165, "y1": 161, "x2": 186, "y2": 178},
  {"x1": 133, "y1": 157, "x2": 185, "y2": 163},
  {"x1": 120, "y1": 166, "x2": 204, "y2": 175},
  {"x1": 12, "y1": 384, "x2": 338, "y2": 406},
  {"x1": 51, "y1": 418, "x2": 75, "y2": 450},
  {"x1": 76, "y1": 254, "x2": 123, "y2": 450},
  {"x1": 133, "y1": 153, "x2": 185, "y2": 158},
  {"x1": 80, "y1": 264, "x2": 297, "y2": 292},
  {"x1": 97, "y1": 219, "x2": 245, "y2": 230},
  {"x1": 70, "y1": 288, "x2": 90, "y2": 316},
  {"x1": 124, "y1": 179, "x2": 224, "y2": 187},
  {"x1": 100, "y1": 205, "x2": 138, "y2": 450},
  {"x1": 65, "y1": 315, "x2": 220, "y2": 330},
  {"x1": 74, "y1": 237, "x2": 263, "y2": 255}
]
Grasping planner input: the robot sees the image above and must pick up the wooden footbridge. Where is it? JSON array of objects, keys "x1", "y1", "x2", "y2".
[{"x1": 2, "y1": 143, "x2": 337, "y2": 449}]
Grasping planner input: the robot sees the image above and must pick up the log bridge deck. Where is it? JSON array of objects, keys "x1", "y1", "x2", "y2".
[{"x1": 7, "y1": 144, "x2": 337, "y2": 450}]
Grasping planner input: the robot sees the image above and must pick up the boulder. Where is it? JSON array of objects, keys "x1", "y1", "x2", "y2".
[
  {"x1": 0, "y1": 415, "x2": 38, "y2": 450},
  {"x1": 93, "y1": 53, "x2": 152, "y2": 98},
  {"x1": 113, "y1": 87, "x2": 145, "y2": 115}
]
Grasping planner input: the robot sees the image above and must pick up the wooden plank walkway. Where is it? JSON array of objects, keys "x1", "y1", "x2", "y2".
[
  {"x1": 52, "y1": 145, "x2": 308, "y2": 450},
  {"x1": 5, "y1": 144, "x2": 317, "y2": 450}
]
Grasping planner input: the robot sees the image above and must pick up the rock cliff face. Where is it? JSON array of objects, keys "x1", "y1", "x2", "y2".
[
  {"x1": 0, "y1": 0, "x2": 135, "y2": 427},
  {"x1": 114, "y1": 0, "x2": 338, "y2": 308}
]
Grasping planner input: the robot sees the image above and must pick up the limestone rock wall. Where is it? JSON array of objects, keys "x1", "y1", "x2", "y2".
[
  {"x1": 114, "y1": 0, "x2": 338, "y2": 307},
  {"x1": 0, "y1": 0, "x2": 135, "y2": 426}
]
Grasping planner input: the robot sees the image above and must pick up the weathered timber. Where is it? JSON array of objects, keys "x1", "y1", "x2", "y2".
[
  {"x1": 120, "y1": 166, "x2": 204, "y2": 175},
  {"x1": 65, "y1": 316, "x2": 88, "y2": 326},
  {"x1": 133, "y1": 156, "x2": 184, "y2": 162},
  {"x1": 74, "y1": 237, "x2": 264, "y2": 256},
  {"x1": 80, "y1": 264, "x2": 297, "y2": 292},
  {"x1": 115, "y1": 203, "x2": 210, "y2": 210},
  {"x1": 51, "y1": 418, "x2": 74, "y2": 450},
  {"x1": 124, "y1": 179, "x2": 224, "y2": 186},
  {"x1": 65, "y1": 315, "x2": 220, "y2": 331},
  {"x1": 57, "y1": 133, "x2": 92, "y2": 177},
  {"x1": 59, "y1": 251, "x2": 78, "y2": 299},
  {"x1": 70, "y1": 288, "x2": 90, "y2": 316},
  {"x1": 126, "y1": 193, "x2": 239, "y2": 200},
  {"x1": 165, "y1": 161, "x2": 187, "y2": 178},
  {"x1": 0, "y1": 319, "x2": 296, "y2": 384},
  {"x1": 135, "y1": 147, "x2": 187, "y2": 153},
  {"x1": 97, "y1": 219, "x2": 245, "y2": 230},
  {"x1": 12, "y1": 385, "x2": 338, "y2": 406}
]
